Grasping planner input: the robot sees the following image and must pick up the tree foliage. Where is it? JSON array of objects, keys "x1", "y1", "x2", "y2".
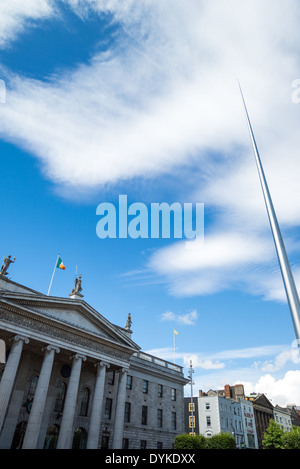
[
  {"x1": 262, "y1": 419, "x2": 300, "y2": 450},
  {"x1": 262, "y1": 419, "x2": 285, "y2": 449},
  {"x1": 174, "y1": 432, "x2": 236, "y2": 450},
  {"x1": 282, "y1": 426, "x2": 300, "y2": 449},
  {"x1": 175, "y1": 420, "x2": 300, "y2": 449},
  {"x1": 174, "y1": 434, "x2": 207, "y2": 449},
  {"x1": 205, "y1": 432, "x2": 236, "y2": 449}
]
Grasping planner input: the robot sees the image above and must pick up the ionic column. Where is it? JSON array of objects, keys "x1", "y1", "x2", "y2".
[
  {"x1": 112, "y1": 368, "x2": 128, "y2": 449},
  {"x1": 22, "y1": 345, "x2": 60, "y2": 449},
  {"x1": 86, "y1": 361, "x2": 110, "y2": 449},
  {"x1": 56, "y1": 353, "x2": 86, "y2": 449},
  {"x1": 0, "y1": 335, "x2": 29, "y2": 434}
]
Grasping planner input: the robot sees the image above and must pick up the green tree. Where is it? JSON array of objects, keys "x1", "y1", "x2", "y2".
[
  {"x1": 205, "y1": 432, "x2": 236, "y2": 449},
  {"x1": 282, "y1": 426, "x2": 300, "y2": 449},
  {"x1": 262, "y1": 419, "x2": 285, "y2": 449},
  {"x1": 174, "y1": 434, "x2": 207, "y2": 449}
]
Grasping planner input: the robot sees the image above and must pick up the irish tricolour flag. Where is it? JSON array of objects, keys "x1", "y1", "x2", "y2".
[{"x1": 56, "y1": 257, "x2": 65, "y2": 270}]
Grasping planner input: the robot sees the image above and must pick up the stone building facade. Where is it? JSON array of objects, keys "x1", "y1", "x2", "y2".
[
  {"x1": 245, "y1": 393, "x2": 274, "y2": 448},
  {"x1": 0, "y1": 273, "x2": 188, "y2": 450}
]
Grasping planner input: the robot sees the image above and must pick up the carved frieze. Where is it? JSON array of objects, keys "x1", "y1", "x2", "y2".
[{"x1": 0, "y1": 306, "x2": 132, "y2": 362}]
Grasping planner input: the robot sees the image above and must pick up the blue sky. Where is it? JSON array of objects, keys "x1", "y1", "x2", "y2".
[{"x1": 1, "y1": 0, "x2": 300, "y2": 406}]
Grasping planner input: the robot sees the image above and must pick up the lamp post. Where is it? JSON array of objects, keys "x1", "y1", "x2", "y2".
[{"x1": 188, "y1": 361, "x2": 195, "y2": 436}]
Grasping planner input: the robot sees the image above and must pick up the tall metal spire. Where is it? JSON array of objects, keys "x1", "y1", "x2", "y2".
[{"x1": 239, "y1": 83, "x2": 300, "y2": 346}]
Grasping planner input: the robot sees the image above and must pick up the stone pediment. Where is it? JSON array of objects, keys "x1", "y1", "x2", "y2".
[
  {"x1": 0, "y1": 290, "x2": 139, "y2": 352},
  {"x1": 253, "y1": 393, "x2": 274, "y2": 410}
]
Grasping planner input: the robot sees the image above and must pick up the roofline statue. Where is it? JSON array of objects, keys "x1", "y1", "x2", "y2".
[
  {"x1": 69, "y1": 274, "x2": 84, "y2": 299},
  {"x1": 0, "y1": 256, "x2": 16, "y2": 277}
]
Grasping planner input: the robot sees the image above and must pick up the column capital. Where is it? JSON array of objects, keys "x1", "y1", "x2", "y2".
[
  {"x1": 70, "y1": 353, "x2": 87, "y2": 362},
  {"x1": 117, "y1": 367, "x2": 129, "y2": 375},
  {"x1": 95, "y1": 361, "x2": 110, "y2": 369},
  {"x1": 10, "y1": 335, "x2": 29, "y2": 345},
  {"x1": 42, "y1": 345, "x2": 60, "y2": 354}
]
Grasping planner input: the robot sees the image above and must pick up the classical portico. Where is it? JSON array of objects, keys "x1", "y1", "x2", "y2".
[
  {"x1": 0, "y1": 275, "x2": 139, "y2": 449},
  {"x1": 0, "y1": 271, "x2": 188, "y2": 450}
]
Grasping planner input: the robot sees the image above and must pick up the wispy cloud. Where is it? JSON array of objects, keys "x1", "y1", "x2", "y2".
[
  {"x1": 0, "y1": 0, "x2": 54, "y2": 46},
  {"x1": 1, "y1": 0, "x2": 300, "y2": 191},
  {"x1": 146, "y1": 343, "x2": 296, "y2": 371},
  {"x1": 1, "y1": 0, "x2": 300, "y2": 302},
  {"x1": 160, "y1": 309, "x2": 198, "y2": 326}
]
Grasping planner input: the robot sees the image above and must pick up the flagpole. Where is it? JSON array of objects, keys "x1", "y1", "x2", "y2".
[
  {"x1": 239, "y1": 83, "x2": 300, "y2": 346},
  {"x1": 47, "y1": 254, "x2": 59, "y2": 296}
]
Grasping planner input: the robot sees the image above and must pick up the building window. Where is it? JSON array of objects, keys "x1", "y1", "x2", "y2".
[
  {"x1": 141, "y1": 406, "x2": 148, "y2": 425},
  {"x1": 124, "y1": 402, "x2": 131, "y2": 423},
  {"x1": 157, "y1": 409, "x2": 163, "y2": 428},
  {"x1": 171, "y1": 412, "x2": 177, "y2": 431},
  {"x1": 54, "y1": 381, "x2": 67, "y2": 413},
  {"x1": 44, "y1": 424, "x2": 59, "y2": 449},
  {"x1": 171, "y1": 388, "x2": 176, "y2": 401},
  {"x1": 122, "y1": 438, "x2": 129, "y2": 449},
  {"x1": 142, "y1": 380, "x2": 148, "y2": 394},
  {"x1": 101, "y1": 434, "x2": 109, "y2": 449},
  {"x1": 27, "y1": 375, "x2": 39, "y2": 401},
  {"x1": 72, "y1": 427, "x2": 87, "y2": 449},
  {"x1": 141, "y1": 440, "x2": 147, "y2": 449},
  {"x1": 158, "y1": 384, "x2": 163, "y2": 398},
  {"x1": 205, "y1": 402, "x2": 210, "y2": 410},
  {"x1": 206, "y1": 416, "x2": 211, "y2": 427},
  {"x1": 104, "y1": 398, "x2": 112, "y2": 420},
  {"x1": 79, "y1": 387, "x2": 90, "y2": 416},
  {"x1": 126, "y1": 375, "x2": 132, "y2": 390},
  {"x1": 157, "y1": 442, "x2": 163, "y2": 449},
  {"x1": 107, "y1": 370, "x2": 115, "y2": 385}
]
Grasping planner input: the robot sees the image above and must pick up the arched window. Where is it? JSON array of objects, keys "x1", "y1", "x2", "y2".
[
  {"x1": 72, "y1": 427, "x2": 87, "y2": 449},
  {"x1": 44, "y1": 424, "x2": 59, "y2": 449},
  {"x1": 54, "y1": 381, "x2": 67, "y2": 413},
  {"x1": 27, "y1": 375, "x2": 39, "y2": 401},
  {"x1": 79, "y1": 387, "x2": 90, "y2": 416},
  {"x1": 11, "y1": 421, "x2": 27, "y2": 449}
]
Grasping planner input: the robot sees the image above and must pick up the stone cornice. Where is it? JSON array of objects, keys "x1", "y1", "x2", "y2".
[
  {"x1": 0, "y1": 291, "x2": 139, "y2": 350},
  {"x1": 0, "y1": 299, "x2": 138, "y2": 364}
]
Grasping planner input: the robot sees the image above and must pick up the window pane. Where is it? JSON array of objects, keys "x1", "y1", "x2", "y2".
[
  {"x1": 80, "y1": 387, "x2": 90, "y2": 416},
  {"x1": 104, "y1": 398, "x2": 112, "y2": 419},
  {"x1": 141, "y1": 406, "x2": 148, "y2": 425},
  {"x1": 54, "y1": 382, "x2": 67, "y2": 413}
]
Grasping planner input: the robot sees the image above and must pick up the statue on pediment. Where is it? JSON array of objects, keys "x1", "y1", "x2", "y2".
[
  {"x1": 125, "y1": 313, "x2": 132, "y2": 331},
  {"x1": 69, "y1": 274, "x2": 83, "y2": 299},
  {"x1": 72, "y1": 274, "x2": 82, "y2": 294},
  {"x1": 0, "y1": 255, "x2": 15, "y2": 277}
]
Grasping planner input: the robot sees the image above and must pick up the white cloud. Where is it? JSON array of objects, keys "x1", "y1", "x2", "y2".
[
  {"x1": 243, "y1": 371, "x2": 300, "y2": 407},
  {"x1": 1, "y1": 0, "x2": 300, "y2": 190},
  {"x1": 0, "y1": 0, "x2": 54, "y2": 46},
  {"x1": 160, "y1": 309, "x2": 198, "y2": 326},
  {"x1": 1, "y1": 0, "x2": 300, "y2": 302},
  {"x1": 147, "y1": 343, "x2": 292, "y2": 371},
  {"x1": 147, "y1": 343, "x2": 300, "y2": 404}
]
